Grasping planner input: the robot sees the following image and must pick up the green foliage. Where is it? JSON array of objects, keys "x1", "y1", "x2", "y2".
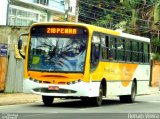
[
  {"x1": 154, "y1": 2, "x2": 160, "y2": 28},
  {"x1": 79, "y1": 0, "x2": 160, "y2": 54},
  {"x1": 152, "y1": 37, "x2": 160, "y2": 46},
  {"x1": 121, "y1": 0, "x2": 140, "y2": 9},
  {"x1": 152, "y1": 53, "x2": 160, "y2": 60},
  {"x1": 151, "y1": 37, "x2": 160, "y2": 60},
  {"x1": 91, "y1": 14, "x2": 113, "y2": 27}
]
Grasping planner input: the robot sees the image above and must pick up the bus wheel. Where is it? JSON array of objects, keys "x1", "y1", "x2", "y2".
[
  {"x1": 42, "y1": 96, "x2": 54, "y2": 106},
  {"x1": 120, "y1": 81, "x2": 136, "y2": 103},
  {"x1": 90, "y1": 85, "x2": 103, "y2": 106}
]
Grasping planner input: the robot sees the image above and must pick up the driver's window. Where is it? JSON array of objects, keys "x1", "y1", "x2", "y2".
[{"x1": 91, "y1": 32, "x2": 100, "y2": 71}]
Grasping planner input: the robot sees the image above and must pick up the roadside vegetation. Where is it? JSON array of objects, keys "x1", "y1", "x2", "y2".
[{"x1": 79, "y1": 0, "x2": 160, "y2": 60}]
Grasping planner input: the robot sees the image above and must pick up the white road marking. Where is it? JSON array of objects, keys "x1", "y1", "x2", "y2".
[
  {"x1": 145, "y1": 100, "x2": 160, "y2": 103},
  {"x1": 22, "y1": 113, "x2": 59, "y2": 118}
]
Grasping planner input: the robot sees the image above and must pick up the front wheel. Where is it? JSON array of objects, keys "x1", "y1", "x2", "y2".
[
  {"x1": 90, "y1": 85, "x2": 103, "y2": 106},
  {"x1": 42, "y1": 96, "x2": 54, "y2": 106}
]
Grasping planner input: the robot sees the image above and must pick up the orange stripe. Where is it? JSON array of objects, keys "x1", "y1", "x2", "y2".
[{"x1": 91, "y1": 62, "x2": 138, "y2": 87}]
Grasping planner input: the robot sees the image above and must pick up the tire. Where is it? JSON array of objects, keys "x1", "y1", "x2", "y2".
[
  {"x1": 120, "y1": 81, "x2": 136, "y2": 103},
  {"x1": 42, "y1": 96, "x2": 54, "y2": 106},
  {"x1": 90, "y1": 84, "x2": 103, "y2": 106}
]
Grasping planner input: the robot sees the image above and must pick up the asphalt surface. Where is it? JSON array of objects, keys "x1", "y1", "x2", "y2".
[{"x1": 0, "y1": 94, "x2": 160, "y2": 119}]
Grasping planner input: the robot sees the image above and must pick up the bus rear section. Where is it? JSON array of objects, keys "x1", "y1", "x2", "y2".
[{"x1": 89, "y1": 30, "x2": 150, "y2": 104}]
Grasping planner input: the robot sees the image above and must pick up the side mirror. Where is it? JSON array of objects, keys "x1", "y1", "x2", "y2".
[
  {"x1": 18, "y1": 39, "x2": 22, "y2": 50},
  {"x1": 17, "y1": 33, "x2": 28, "y2": 59}
]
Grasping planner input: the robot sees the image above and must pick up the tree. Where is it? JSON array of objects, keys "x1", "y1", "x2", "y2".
[{"x1": 78, "y1": 0, "x2": 160, "y2": 58}]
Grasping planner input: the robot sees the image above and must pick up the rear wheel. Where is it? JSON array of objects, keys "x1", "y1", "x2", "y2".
[
  {"x1": 42, "y1": 96, "x2": 54, "y2": 106},
  {"x1": 120, "y1": 81, "x2": 136, "y2": 103},
  {"x1": 90, "y1": 84, "x2": 103, "y2": 106}
]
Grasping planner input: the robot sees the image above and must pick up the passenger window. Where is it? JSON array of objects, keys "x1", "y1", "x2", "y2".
[
  {"x1": 144, "y1": 43, "x2": 149, "y2": 63},
  {"x1": 117, "y1": 39, "x2": 124, "y2": 61},
  {"x1": 125, "y1": 40, "x2": 131, "y2": 61},
  {"x1": 91, "y1": 32, "x2": 100, "y2": 71},
  {"x1": 101, "y1": 34, "x2": 109, "y2": 60},
  {"x1": 132, "y1": 41, "x2": 139, "y2": 62},
  {"x1": 109, "y1": 37, "x2": 116, "y2": 60},
  {"x1": 139, "y1": 42, "x2": 143, "y2": 63}
]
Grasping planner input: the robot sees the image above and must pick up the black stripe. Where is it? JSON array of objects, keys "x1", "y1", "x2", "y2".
[{"x1": 92, "y1": 80, "x2": 149, "y2": 82}]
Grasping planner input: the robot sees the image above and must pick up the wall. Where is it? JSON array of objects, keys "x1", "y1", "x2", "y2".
[
  {"x1": 49, "y1": 0, "x2": 65, "y2": 11},
  {"x1": 151, "y1": 60, "x2": 160, "y2": 87},
  {"x1": 0, "y1": 26, "x2": 29, "y2": 93}
]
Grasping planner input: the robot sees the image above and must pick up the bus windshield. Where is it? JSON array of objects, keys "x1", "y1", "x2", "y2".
[{"x1": 28, "y1": 29, "x2": 88, "y2": 72}]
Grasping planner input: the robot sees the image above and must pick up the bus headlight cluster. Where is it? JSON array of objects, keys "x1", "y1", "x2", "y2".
[
  {"x1": 29, "y1": 77, "x2": 42, "y2": 83},
  {"x1": 67, "y1": 79, "x2": 82, "y2": 85}
]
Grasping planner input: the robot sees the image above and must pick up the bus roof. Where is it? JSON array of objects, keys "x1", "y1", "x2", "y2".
[
  {"x1": 119, "y1": 32, "x2": 150, "y2": 43},
  {"x1": 31, "y1": 22, "x2": 150, "y2": 43}
]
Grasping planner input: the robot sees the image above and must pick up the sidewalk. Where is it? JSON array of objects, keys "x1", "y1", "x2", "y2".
[
  {"x1": 0, "y1": 87, "x2": 159, "y2": 106},
  {"x1": 146, "y1": 87, "x2": 160, "y2": 95},
  {"x1": 0, "y1": 93, "x2": 41, "y2": 106}
]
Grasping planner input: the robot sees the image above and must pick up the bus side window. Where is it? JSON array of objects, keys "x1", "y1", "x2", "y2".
[
  {"x1": 132, "y1": 41, "x2": 139, "y2": 62},
  {"x1": 125, "y1": 40, "x2": 131, "y2": 62},
  {"x1": 91, "y1": 43, "x2": 100, "y2": 63},
  {"x1": 105, "y1": 36, "x2": 109, "y2": 59},
  {"x1": 139, "y1": 42, "x2": 143, "y2": 63},
  {"x1": 91, "y1": 32, "x2": 100, "y2": 70},
  {"x1": 117, "y1": 38, "x2": 124, "y2": 61},
  {"x1": 101, "y1": 34, "x2": 108, "y2": 60},
  {"x1": 143, "y1": 43, "x2": 149, "y2": 63},
  {"x1": 109, "y1": 36, "x2": 116, "y2": 60}
]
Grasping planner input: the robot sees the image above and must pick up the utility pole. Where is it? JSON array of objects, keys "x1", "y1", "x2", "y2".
[
  {"x1": 157, "y1": 30, "x2": 159, "y2": 40},
  {"x1": 65, "y1": 0, "x2": 69, "y2": 21},
  {"x1": 155, "y1": 22, "x2": 160, "y2": 40},
  {"x1": 75, "y1": 0, "x2": 79, "y2": 22}
]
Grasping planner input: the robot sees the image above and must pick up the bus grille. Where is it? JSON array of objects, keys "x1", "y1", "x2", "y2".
[{"x1": 33, "y1": 88, "x2": 76, "y2": 94}]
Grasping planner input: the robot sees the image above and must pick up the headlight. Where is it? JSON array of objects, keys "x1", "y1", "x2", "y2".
[{"x1": 67, "y1": 79, "x2": 82, "y2": 85}]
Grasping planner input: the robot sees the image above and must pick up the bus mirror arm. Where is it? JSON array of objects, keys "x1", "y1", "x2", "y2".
[
  {"x1": 19, "y1": 49, "x2": 25, "y2": 59},
  {"x1": 18, "y1": 33, "x2": 29, "y2": 59}
]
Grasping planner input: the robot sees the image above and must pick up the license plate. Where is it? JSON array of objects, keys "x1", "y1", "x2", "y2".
[{"x1": 48, "y1": 86, "x2": 59, "y2": 90}]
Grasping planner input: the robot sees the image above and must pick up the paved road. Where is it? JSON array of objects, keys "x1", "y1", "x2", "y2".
[{"x1": 0, "y1": 94, "x2": 160, "y2": 119}]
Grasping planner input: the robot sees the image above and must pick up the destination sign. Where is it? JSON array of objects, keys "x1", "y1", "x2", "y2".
[
  {"x1": 46, "y1": 27, "x2": 77, "y2": 34},
  {"x1": 31, "y1": 25, "x2": 88, "y2": 35}
]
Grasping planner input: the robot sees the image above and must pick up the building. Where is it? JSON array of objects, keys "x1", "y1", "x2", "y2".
[
  {"x1": 0, "y1": 0, "x2": 8, "y2": 25},
  {"x1": 0, "y1": 0, "x2": 76, "y2": 26}
]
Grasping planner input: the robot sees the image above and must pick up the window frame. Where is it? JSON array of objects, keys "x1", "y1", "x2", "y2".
[{"x1": 93, "y1": 32, "x2": 150, "y2": 64}]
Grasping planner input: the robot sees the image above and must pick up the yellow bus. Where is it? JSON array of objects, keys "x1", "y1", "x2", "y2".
[{"x1": 19, "y1": 22, "x2": 150, "y2": 106}]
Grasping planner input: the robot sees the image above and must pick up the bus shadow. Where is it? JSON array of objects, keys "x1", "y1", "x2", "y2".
[{"x1": 33, "y1": 99, "x2": 138, "y2": 108}]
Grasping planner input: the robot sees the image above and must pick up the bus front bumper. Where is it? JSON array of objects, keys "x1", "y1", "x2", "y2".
[{"x1": 23, "y1": 79, "x2": 100, "y2": 97}]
